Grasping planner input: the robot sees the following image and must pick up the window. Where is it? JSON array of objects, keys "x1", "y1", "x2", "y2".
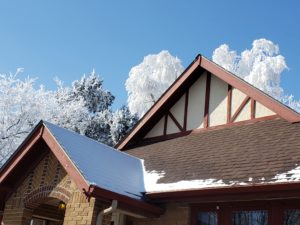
[
  {"x1": 192, "y1": 201, "x2": 300, "y2": 225},
  {"x1": 197, "y1": 211, "x2": 218, "y2": 225},
  {"x1": 232, "y1": 210, "x2": 268, "y2": 225},
  {"x1": 284, "y1": 209, "x2": 300, "y2": 225}
]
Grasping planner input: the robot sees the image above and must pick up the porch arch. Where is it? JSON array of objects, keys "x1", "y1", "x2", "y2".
[{"x1": 24, "y1": 185, "x2": 71, "y2": 210}]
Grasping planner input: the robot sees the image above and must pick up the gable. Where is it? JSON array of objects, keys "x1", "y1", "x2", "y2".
[
  {"x1": 144, "y1": 71, "x2": 276, "y2": 139},
  {"x1": 117, "y1": 55, "x2": 300, "y2": 150},
  {"x1": 44, "y1": 122, "x2": 145, "y2": 199},
  {"x1": 8, "y1": 150, "x2": 75, "y2": 208},
  {"x1": 0, "y1": 121, "x2": 164, "y2": 217}
]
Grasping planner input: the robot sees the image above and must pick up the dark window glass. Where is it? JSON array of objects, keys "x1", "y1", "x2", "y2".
[
  {"x1": 232, "y1": 210, "x2": 268, "y2": 225},
  {"x1": 284, "y1": 209, "x2": 300, "y2": 225},
  {"x1": 197, "y1": 211, "x2": 217, "y2": 225}
]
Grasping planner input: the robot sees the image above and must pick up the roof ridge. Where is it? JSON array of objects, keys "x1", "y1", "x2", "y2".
[{"x1": 116, "y1": 54, "x2": 300, "y2": 150}]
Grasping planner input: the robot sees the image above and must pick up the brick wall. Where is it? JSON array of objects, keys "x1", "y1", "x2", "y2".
[{"x1": 1, "y1": 149, "x2": 107, "y2": 225}]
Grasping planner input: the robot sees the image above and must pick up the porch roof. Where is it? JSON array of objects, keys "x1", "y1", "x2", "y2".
[{"x1": 43, "y1": 121, "x2": 145, "y2": 200}]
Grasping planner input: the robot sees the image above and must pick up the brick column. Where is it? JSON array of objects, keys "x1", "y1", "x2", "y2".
[
  {"x1": 2, "y1": 206, "x2": 33, "y2": 225},
  {"x1": 63, "y1": 191, "x2": 98, "y2": 225}
]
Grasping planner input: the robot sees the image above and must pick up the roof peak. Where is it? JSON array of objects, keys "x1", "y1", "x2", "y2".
[{"x1": 116, "y1": 55, "x2": 300, "y2": 150}]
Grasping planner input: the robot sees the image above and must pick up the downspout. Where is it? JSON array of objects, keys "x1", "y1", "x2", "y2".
[
  {"x1": 96, "y1": 200, "x2": 118, "y2": 225},
  {"x1": 96, "y1": 200, "x2": 147, "y2": 225}
]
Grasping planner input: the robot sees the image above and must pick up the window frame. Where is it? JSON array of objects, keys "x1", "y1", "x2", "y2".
[{"x1": 191, "y1": 200, "x2": 300, "y2": 225}]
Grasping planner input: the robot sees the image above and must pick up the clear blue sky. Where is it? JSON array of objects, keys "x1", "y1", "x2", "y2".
[{"x1": 0, "y1": 0, "x2": 299, "y2": 108}]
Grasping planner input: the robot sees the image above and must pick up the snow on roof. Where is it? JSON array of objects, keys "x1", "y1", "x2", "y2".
[
  {"x1": 143, "y1": 170, "x2": 231, "y2": 192},
  {"x1": 43, "y1": 121, "x2": 300, "y2": 198},
  {"x1": 272, "y1": 165, "x2": 300, "y2": 182},
  {"x1": 143, "y1": 168, "x2": 300, "y2": 193},
  {"x1": 43, "y1": 121, "x2": 145, "y2": 199}
]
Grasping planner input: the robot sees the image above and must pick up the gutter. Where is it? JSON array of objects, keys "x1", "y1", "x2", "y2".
[
  {"x1": 96, "y1": 200, "x2": 146, "y2": 225},
  {"x1": 87, "y1": 185, "x2": 163, "y2": 220},
  {"x1": 146, "y1": 182, "x2": 300, "y2": 202}
]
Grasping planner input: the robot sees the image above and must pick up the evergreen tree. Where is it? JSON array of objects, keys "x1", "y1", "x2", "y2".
[
  {"x1": 68, "y1": 71, "x2": 115, "y2": 145},
  {"x1": 110, "y1": 106, "x2": 138, "y2": 145}
]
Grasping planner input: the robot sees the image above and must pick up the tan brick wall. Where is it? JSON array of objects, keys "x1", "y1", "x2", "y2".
[
  {"x1": 63, "y1": 192, "x2": 97, "y2": 225},
  {"x1": 2, "y1": 150, "x2": 105, "y2": 225},
  {"x1": 129, "y1": 203, "x2": 190, "y2": 225}
]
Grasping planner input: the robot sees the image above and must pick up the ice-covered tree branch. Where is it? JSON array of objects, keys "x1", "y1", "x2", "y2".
[{"x1": 212, "y1": 38, "x2": 300, "y2": 112}]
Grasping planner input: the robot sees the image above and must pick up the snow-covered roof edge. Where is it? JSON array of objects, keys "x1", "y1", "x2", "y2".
[{"x1": 42, "y1": 121, "x2": 146, "y2": 199}]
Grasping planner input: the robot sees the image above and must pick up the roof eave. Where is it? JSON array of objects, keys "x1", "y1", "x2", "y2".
[
  {"x1": 0, "y1": 121, "x2": 44, "y2": 182},
  {"x1": 88, "y1": 185, "x2": 164, "y2": 218},
  {"x1": 146, "y1": 182, "x2": 300, "y2": 202},
  {"x1": 41, "y1": 125, "x2": 90, "y2": 192}
]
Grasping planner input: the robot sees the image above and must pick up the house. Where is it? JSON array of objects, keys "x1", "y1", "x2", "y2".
[{"x1": 1, "y1": 54, "x2": 300, "y2": 225}]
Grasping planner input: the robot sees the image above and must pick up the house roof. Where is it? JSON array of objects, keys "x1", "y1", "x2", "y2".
[
  {"x1": 0, "y1": 121, "x2": 163, "y2": 216},
  {"x1": 116, "y1": 55, "x2": 300, "y2": 150},
  {"x1": 126, "y1": 118, "x2": 300, "y2": 194},
  {"x1": 42, "y1": 121, "x2": 145, "y2": 199}
]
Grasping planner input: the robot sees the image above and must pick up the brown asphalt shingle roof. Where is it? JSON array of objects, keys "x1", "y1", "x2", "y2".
[{"x1": 126, "y1": 118, "x2": 300, "y2": 186}]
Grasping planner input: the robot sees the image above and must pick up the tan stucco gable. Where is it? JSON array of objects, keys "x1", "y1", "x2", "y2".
[{"x1": 117, "y1": 55, "x2": 300, "y2": 150}]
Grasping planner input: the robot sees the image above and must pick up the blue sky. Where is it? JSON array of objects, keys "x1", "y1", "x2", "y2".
[{"x1": 0, "y1": 0, "x2": 299, "y2": 108}]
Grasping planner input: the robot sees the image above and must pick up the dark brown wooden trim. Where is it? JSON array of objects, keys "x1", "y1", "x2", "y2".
[
  {"x1": 147, "y1": 182, "x2": 300, "y2": 202},
  {"x1": 117, "y1": 55, "x2": 300, "y2": 150},
  {"x1": 163, "y1": 115, "x2": 168, "y2": 136},
  {"x1": 88, "y1": 185, "x2": 164, "y2": 218},
  {"x1": 0, "y1": 186, "x2": 11, "y2": 193},
  {"x1": 251, "y1": 99, "x2": 256, "y2": 119},
  {"x1": 204, "y1": 72, "x2": 211, "y2": 128},
  {"x1": 230, "y1": 96, "x2": 250, "y2": 123},
  {"x1": 140, "y1": 115, "x2": 279, "y2": 146},
  {"x1": 183, "y1": 90, "x2": 189, "y2": 131},
  {"x1": 168, "y1": 111, "x2": 184, "y2": 132},
  {"x1": 0, "y1": 126, "x2": 44, "y2": 182},
  {"x1": 42, "y1": 127, "x2": 89, "y2": 192},
  {"x1": 227, "y1": 85, "x2": 232, "y2": 124},
  {"x1": 193, "y1": 115, "x2": 279, "y2": 133},
  {"x1": 142, "y1": 131, "x2": 192, "y2": 145},
  {"x1": 191, "y1": 200, "x2": 300, "y2": 225},
  {"x1": 116, "y1": 56, "x2": 201, "y2": 150},
  {"x1": 200, "y1": 56, "x2": 300, "y2": 123},
  {"x1": 271, "y1": 203, "x2": 281, "y2": 225}
]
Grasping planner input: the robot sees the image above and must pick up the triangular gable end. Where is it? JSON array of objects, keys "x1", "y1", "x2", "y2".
[
  {"x1": 0, "y1": 121, "x2": 89, "y2": 196},
  {"x1": 0, "y1": 121, "x2": 163, "y2": 217},
  {"x1": 117, "y1": 55, "x2": 300, "y2": 150}
]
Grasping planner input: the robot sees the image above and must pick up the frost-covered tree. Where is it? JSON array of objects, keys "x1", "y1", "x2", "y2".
[
  {"x1": 110, "y1": 106, "x2": 138, "y2": 145},
  {"x1": 71, "y1": 70, "x2": 115, "y2": 113},
  {"x1": 212, "y1": 38, "x2": 300, "y2": 112},
  {"x1": 126, "y1": 50, "x2": 184, "y2": 117},
  {"x1": 0, "y1": 70, "x2": 137, "y2": 166},
  {"x1": 52, "y1": 79, "x2": 89, "y2": 134},
  {"x1": 0, "y1": 72, "x2": 87, "y2": 164},
  {"x1": 0, "y1": 72, "x2": 49, "y2": 162},
  {"x1": 66, "y1": 71, "x2": 115, "y2": 145}
]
